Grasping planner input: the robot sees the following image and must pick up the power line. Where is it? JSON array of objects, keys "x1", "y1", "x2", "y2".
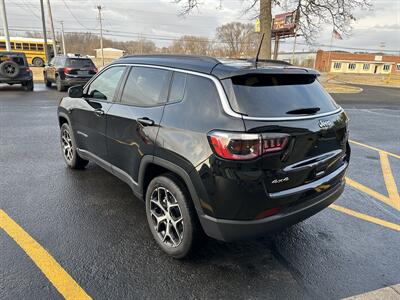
[
  {"x1": 9, "y1": 0, "x2": 41, "y2": 19},
  {"x1": 60, "y1": 0, "x2": 91, "y2": 30},
  {"x1": 2, "y1": 25, "x2": 399, "y2": 53}
]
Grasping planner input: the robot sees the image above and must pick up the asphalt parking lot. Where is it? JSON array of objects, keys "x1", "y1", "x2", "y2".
[{"x1": 0, "y1": 83, "x2": 399, "y2": 299}]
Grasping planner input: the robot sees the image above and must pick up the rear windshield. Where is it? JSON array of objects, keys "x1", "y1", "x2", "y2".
[
  {"x1": 0, "y1": 54, "x2": 26, "y2": 66},
  {"x1": 223, "y1": 74, "x2": 339, "y2": 118},
  {"x1": 66, "y1": 58, "x2": 95, "y2": 68}
]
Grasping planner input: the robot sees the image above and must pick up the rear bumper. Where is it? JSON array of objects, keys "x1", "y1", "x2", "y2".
[
  {"x1": 0, "y1": 75, "x2": 32, "y2": 84},
  {"x1": 199, "y1": 176, "x2": 346, "y2": 242},
  {"x1": 62, "y1": 76, "x2": 92, "y2": 86}
]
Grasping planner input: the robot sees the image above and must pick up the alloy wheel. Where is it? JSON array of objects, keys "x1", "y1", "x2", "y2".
[
  {"x1": 150, "y1": 187, "x2": 184, "y2": 248},
  {"x1": 61, "y1": 129, "x2": 74, "y2": 162},
  {"x1": 5, "y1": 64, "x2": 16, "y2": 75}
]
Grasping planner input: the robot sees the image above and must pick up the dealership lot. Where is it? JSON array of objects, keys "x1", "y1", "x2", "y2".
[{"x1": 0, "y1": 84, "x2": 399, "y2": 299}]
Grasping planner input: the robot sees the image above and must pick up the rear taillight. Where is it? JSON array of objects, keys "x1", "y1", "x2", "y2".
[
  {"x1": 63, "y1": 67, "x2": 72, "y2": 74},
  {"x1": 208, "y1": 131, "x2": 289, "y2": 161}
]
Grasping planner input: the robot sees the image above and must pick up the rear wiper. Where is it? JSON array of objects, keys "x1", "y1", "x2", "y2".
[{"x1": 286, "y1": 107, "x2": 320, "y2": 115}]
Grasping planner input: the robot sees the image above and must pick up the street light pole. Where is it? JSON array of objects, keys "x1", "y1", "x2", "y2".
[
  {"x1": 39, "y1": 0, "x2": 49, "y2": 63},
  {"x1": 97, "y1": 5, "x2": 104, "y2": 66},
  {"x1": 0, "y1": 0, "x2": 11, "y2": 51},
  {"x1": 60, "y1": 21, "x2": 66, "y2": 55},
  {"x1": 46, "y1": 0, "x2": 57, "y2": 55}
]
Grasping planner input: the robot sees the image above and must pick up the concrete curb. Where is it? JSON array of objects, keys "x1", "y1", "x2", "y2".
[{"x1": 343, "y1": 284, "x2": 400, "y2": 300}]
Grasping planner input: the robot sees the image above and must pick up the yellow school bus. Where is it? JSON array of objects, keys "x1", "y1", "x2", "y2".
[{"x1": 0, "y1": 37, "x2": 55, "y2": 67}]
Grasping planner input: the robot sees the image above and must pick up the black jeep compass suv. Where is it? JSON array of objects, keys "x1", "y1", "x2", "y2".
[{"x1": 57, "y1": 55, "x2": 350, "y2": 258}]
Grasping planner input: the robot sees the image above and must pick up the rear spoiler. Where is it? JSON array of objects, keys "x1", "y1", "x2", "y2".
[{"x1": 212, "y1": 65, "x2": 320, "y2": 80}]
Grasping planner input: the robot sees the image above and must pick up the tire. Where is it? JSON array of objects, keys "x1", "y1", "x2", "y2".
[
  {"x1": 32, "y1": 57, "x2": 44, "y2": 67},
  {"x1": 0, "y1": 61, "x2": 20, "y2": 78},
  {"x1": 56, "y1": 76, "x2": 66, "y2": 92},
  {"x1": 24, "y1": 80, "x2": 34, "y2": 91},
  {"x1": 145, "y1": 174, "x2": 202, "y2": 259},
  {"x1": 44, "y1": 73, "x2": 52, "y2": 87},
  {"x1": 60, "y1": 123, "x2": 89, "y2": 169}
]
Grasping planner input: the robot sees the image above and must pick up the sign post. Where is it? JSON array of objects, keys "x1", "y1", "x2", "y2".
[{"x1": 271, "y1": 10, "x2": 299, "y2": 61}]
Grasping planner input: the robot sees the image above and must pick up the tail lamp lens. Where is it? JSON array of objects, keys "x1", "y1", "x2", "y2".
[
  {"x1": 208, "y1": 131, "x2": 289, "y2": 161},
  {"x1": 63, "y1": 67, "x2": 72, "y2": 74}
]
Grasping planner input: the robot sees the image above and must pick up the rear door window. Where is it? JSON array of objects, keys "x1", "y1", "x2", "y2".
[
  {"x1": 120, "y1": 67, "x2": 171, "y2": 107},
  {"x1": 168, "y1": 72, "x2": 187, "y2": 102},
  {"x1": 223, "y1": 74, "x2": 339, "y2": 118}
]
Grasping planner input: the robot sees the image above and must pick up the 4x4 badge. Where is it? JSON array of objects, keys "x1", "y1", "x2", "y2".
[{"x1": 318, "y1": 120, "x2": 332, "y2": 128}]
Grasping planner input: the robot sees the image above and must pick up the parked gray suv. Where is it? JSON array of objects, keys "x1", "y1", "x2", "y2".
[{"x1": 0, "y1": 52, "x2": 33, "y2": 91}]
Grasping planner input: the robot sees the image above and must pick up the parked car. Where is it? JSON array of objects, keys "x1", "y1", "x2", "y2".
[
  {"x1": 0, "y1": 52, "x2": 33, "y2": 91},
  {"x1": 57, "y1": 55, "x2": 350, "y2": 258},
  {"x1": 44, "y1": 55, "x2": 97, "y2": 91}
]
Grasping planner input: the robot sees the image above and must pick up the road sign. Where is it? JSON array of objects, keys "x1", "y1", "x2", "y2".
[{"x1": 255, "y1": 18, "x2": 260, "y2": 33}]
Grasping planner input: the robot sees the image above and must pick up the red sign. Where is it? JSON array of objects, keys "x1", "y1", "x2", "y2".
[{"x1": 272, "y1": 11, "x2": 298, "y2": 36}]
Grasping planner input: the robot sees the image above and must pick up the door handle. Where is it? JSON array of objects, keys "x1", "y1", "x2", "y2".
[
  {"x1": 137, "y1": 117, "x2": 154, "y2": 126},
  {"x1": 94, "y1": 109, "x2": 104, "y2": 116}
]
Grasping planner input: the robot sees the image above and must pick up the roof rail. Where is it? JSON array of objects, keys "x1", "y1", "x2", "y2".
[{"x1": 120, "y1": 54, "x2": 221, "y2": 64}]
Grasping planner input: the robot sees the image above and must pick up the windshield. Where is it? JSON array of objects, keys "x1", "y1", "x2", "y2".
[
  {"x1": 223, "y1": 74, "x2": 339, "y2": 118},
  {"x1": 66, "y1": 58, "x2": 95, "y2": 68}
]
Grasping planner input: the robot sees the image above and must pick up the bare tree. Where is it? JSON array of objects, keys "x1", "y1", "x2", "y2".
[
  {"x1": 279, "y1": 0, "x2": 371, "y2": 42},
  {"x1": 169, "y1": 35, "x2": 211, "y2": 55},
  {"x1": 216, "y1": 22, "x2": 258, "y2": 57},
  {"x1": 174, "y1": 0, "x2": 371, "y2": 58}
]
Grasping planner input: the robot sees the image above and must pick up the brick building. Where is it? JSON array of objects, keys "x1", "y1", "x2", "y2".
[{"x1": 315, "y1": 50, "x2": 400, "y2": 74}]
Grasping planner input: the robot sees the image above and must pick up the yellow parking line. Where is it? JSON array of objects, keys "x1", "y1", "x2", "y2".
[
  {"x1": 349, "y1": 139, "x2": 400, "y2": 159},
  {"x1": 379, "y1": 152, "x2": 400, "y2": 210},
  {"x1": 0, "y1": 209, "x2": 91, "y2": 300},
  {"x1": 345, "y1": 177, "x2": 395, "y2": 209},
  {"x1": 330, "y1": 204, "x2": 400, "y2": 231}
]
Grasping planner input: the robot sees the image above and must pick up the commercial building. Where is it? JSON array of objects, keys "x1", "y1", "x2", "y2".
[
  {"x1": 277, "y1": 51, "x2": 317, "y2": 67},
  {"x1": 95, "y1": 47, "x2": 125, "y2": 59},
  {"x1": 315, "y1": 50, "x2": 400, "y2": 74}
]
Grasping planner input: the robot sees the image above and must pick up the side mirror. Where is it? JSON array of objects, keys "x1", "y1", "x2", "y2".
[{"x1": 68, "y1": 85, "x2": 83, "y2": 98}]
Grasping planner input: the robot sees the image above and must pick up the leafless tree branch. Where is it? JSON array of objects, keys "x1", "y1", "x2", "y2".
[{"x1": 175, "y1": 0, "x2": 372, "y2": 43}]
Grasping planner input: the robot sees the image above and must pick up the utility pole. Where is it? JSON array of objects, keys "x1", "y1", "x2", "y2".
[
  {"x1": 46, "y1": 0, "x2": 57, "y2": 56},
  {"x1": 272, "y1": 34, "x2": 280, "y2": 60},
  {"x1": 291, "y1": 9, "x2": 300, "y2": 65},
  {"x1": 97, "y1": 5, "x2": 104, "y2": 66},
  {"x1": 291, "y1": 30, "x2": 298, "y2": 64},
  {"x1": 39, "y1": 0, "x2": 49, "y2": 63},
  {"x1": 139, "y1": 33, "x2": 143, "y2": 54},
  {"x1": 60, "y1": 21, "x2": 66, "y2": 55},
  {"x1": 0, "y1": 0, "x2": 11, "y2": 51}
]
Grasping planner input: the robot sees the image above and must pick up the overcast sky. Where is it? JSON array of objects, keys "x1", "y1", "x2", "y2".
[{"x1": 3, "y1": 0, "x2": 400, "y2": 53}]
